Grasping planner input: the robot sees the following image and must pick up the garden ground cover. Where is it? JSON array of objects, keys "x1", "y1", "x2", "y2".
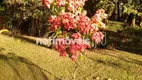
[{"x1": 0, "y1": 34, "x2": 142, "y2": 80}]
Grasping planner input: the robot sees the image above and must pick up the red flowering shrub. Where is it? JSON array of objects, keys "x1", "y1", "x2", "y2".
[
  {"x1": 71, "y1": 33, "x2": 81, "y2": 39},
  {"x1": 91, "y1": 32, "x2": 104, "y2": 44},
  {"x1": 48, "y1": 15, "x2": 61, "y2": 31},
  {"x1": 77, "y1": 15, "x2": 91, "y2": 34},
  {"x1": 42, "y1": 0, "x2": 53, "y2": 8},
  {"x1": 60, "y1": 12, "x2": 77, "y2": 30},
  {"x1": 42, "y1": 0, "x2": 107, "y2": 61},
  {"x1": 68, "y1": 40, "x2": 90, "y2": 61}
]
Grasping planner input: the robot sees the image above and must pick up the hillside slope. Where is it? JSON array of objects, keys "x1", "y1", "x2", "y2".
[{"x1": 0, "y1": 34, "x2": 142, "y2": 80}]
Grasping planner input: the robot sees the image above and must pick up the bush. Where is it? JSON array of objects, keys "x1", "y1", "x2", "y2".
[
  {"x1": 0, "y1": 0, "x2": 51, "y2": 36},
  {"x1": 42, "y1": 0, "x2": 107, "y2": 61}
]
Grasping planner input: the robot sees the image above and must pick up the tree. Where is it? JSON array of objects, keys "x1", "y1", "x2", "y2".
[
  {"x1": 42, "y1": 0, "x2": 107, "y2": 61},
  {"x1": 0, "y1": 0, "x2": 52, "y2": 36},
  {"x1": 121, "y1": 0, "x2": 140, "y2": 27},
  {"x1": 84, "y1": 0, "x2": 116, "y2": 18}
]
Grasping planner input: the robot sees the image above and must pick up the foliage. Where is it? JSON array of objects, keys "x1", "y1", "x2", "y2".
[
  {"x1": 42, "y1": 0, "x2": 107, "y2": 61},
  {"x1": 0, "y1": 0, "x2": 51, "y2": 36},
  {"x1": 84, "y1": 0, "x2": 117, "y2": 17},
  {"x1": 121, "y1": 0, "x2": 142, "y2": 16},
  {"x1": 96, "y1": 0, "x2": 117, "y2": 17},
  {"x1": 122, "y1": 1, "x2": 137, "y2": 15}
]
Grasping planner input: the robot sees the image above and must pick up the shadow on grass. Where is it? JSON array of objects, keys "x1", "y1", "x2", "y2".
[
  {"x1": 86, "y1": 54, "x2": 142, "y2": 74},
  {"x1": 0, "y1": 53, "x2": 61, "y2": 80},
  {"x1": 0, "y1": 47, "x2": 5, "y2": 52},
  {"x1": 100, "y1": 52, "x2": 142, "y2": 66},
  {"x1": 86, "y1": 51, "x2": 142, "y2": 66},
  {"x1": 0, "y1": 53, "x2": 48, "y2": 80},
  {"x1": 86, "y1": 56, "x2": 129, "y2": 72},
  {"x1": 96, "y1": 59, "x2": 120, "y2": 67},
  {"x1": 104, "y1": 28, "x2": 142, "y2": 55}
]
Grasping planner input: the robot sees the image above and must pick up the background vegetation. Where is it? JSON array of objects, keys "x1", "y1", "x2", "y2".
[
  {"x1": 0, "y1": 0, "x2": 142, "y2": 36},
  {"x1": 0, "y1": 0, "x2": 52, "y2": 36}
]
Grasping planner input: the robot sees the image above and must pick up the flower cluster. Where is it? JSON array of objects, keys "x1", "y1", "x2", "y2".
[
  {"x1": 77, "y1": 15, "x2": 91, "y2": 34},
  {"x1": 68, "y1": 42, "x2": 90, "y2": 61},
  {"x1": 42, "y1": 0, "x2": 53, "y2": 8},
  {"x1": 60, "y1": 12, "x2": 77, "y2": 30},
  {"x1": 91, "y1": 32, "x2": 104, "y2": 44},
  {"x1": 92, "y1": 9, "x2": 108, "y2": 29},
  {"x1": 67, "y1": 0, "x2": 87, "y2": 12},
  {"x1": 53, "y1": 38, "x2": 67, "y2": 56},
  {"x1": 53, "y1": 36, "x2": 90, "y2": 61},
  {"x1": 42, "y1": 0, "x2": 107, "y2": 61},
  {"x1": 48, "y1": 12, "x2": 77, "y2": 31},
  {"x1": 42, "y1": 0, "x2": 87, "y2": 12},
  {"x1": 48, "y1": 10, "x2": 107, "y2": 33},
  {"x1": 56, "y1": 0, "x2": 66, "y2": 6},
  {"x1": 48, "y1": 15, "x2": 61, "y2": 31}
]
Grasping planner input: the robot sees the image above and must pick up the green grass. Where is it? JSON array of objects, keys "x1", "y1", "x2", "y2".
[
  {"x1": 106, "y1": 21, "x2": 142, "y2": 32},
  {"x1": 106, "y1": 21, "x2": 124, "y2": 32},
  {"x1": 0, "y1": 34, "x2": 142, "y2": 80}
]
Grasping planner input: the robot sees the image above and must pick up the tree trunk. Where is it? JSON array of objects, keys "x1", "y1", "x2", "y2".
[
  {"x1": 132, "y1": 18, "x2": 136, "y2": 27},
  {"x1": 117, "y1": 1, "x2": 120, "y2": 21},
  {"x1": 128, "y1": 13, "x2": 135, "y2": 27},
  {"x1": 0, "y1": 16, "x2": 4, "y2": 29},
  {"x1": 114, "y1": 3, "x2": 118, "y2": 21}
]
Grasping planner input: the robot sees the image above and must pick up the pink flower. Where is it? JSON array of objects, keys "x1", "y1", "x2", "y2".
[
  {"x1": 76, "y1": 44, "x2": 85, "y2": 52},
  {"x1": 92, "y1": 32, "x2": 104, "y2": 44},
  {"x1": 71, "y1": 33, "x2": 81, "y2": 39},
  {"x1": 56, "y1": 0, "x2": 66, "y2": 6},
  {"x1": 42, "y1": 0, "x2": 53, "y2": 8},
  {"x1": 67, "y1": 1, "x2": 75, "y2": 11},
  {"x1": 91, "y1": 9, "x2": 107, "y2": 29},
  {"x1": 77, "y1": 15, "x2": 91, "y2": 34},
  {"x1": 68, "y1": 43, "x2": 84, "y2": 55},
  {"x1": 92, "y1": 9, "x2": 107, "y2": 24},
  {"x1": 67, "y1": 0, "x2": 87, "y2": 11},
  {"x1": 90, "y1": 23, "x2": 98, "y2": 32},
  {"x1": 60, "y1": 51, "x2": 67, "y2": 56},
  {"x1": 54, "y1": 43, "x2": 66, "y2": 52},
  {"x1": 48, "y1": 16, "x2": 61, "y2": 31},
  {"x1": 92, "y1": 14, "x2": 101, "y2": 23},
  {"x1": 71, "y1": 55, "x2": 77, "y2": 61},
  {"x1": 95, "y1": 9, "x2": 107, "y2": 19},
  {"x1": 60, "y1": 12, "x2": 77, "y2": 30},
  {"x1": 68, "y1": 39, "x2": 90, "y2": 61},
  {"x1": 76, "y1": 42, "x2": 90, "y2": 52},
  {"x1": 68, "y1": 43, "x2": 77, "y2": 54},
  {"x1": 53, "y1": 38, "x2": 67, "y2": 56},
  {"x1": 96, "y1": 9, "x2": 105, "y2": 14}
]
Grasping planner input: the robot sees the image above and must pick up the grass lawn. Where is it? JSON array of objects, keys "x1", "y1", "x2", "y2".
[
  {"x1": 106, "y1": 21, "x2": 124, "y2": 32},
  {"x1": 106, "y1": 21, "x2": 141, "y2": 32},
  {"x1": 0, "y1": 34, "x2": 142, "y2": 80}
]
